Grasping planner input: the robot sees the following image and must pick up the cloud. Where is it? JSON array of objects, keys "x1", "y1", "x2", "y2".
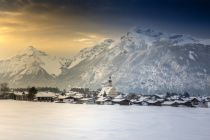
[
  {"x1": 74, "y1": 38, "x2": 92, "y2": 42},
  {"x1": 0, "y1": 11, "x2": 23, "y2": 17}
]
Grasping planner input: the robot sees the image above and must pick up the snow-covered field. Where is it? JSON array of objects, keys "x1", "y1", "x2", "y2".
[{"x1": 0, "y1": 100, "x2": 210, "y2": 140}]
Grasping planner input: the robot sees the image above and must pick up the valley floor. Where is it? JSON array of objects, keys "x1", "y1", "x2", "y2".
[{"x1": 0, "y1": 100, "x2": 210, "y2": 140}]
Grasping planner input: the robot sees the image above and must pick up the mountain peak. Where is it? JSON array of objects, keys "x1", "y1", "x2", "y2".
[
  {"x1": 127, "y1": 27, "x2": 204, "y2": 46},
  {"x1": 134, "y1": 27, "x2": 164, "y2": 38},
  {"x1": 26, "y1": 46, "x2": 36, "y2": 51},
  {"x1": 20, "y1": 46, "x2": 47, "y2": 56}
]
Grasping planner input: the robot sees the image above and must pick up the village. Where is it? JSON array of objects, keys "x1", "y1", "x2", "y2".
[{"x1": 0, "y1": 77, "x2": 210, "y2": 108}]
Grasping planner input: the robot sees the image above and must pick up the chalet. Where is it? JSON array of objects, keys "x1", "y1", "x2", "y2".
[
  {"x1": 146, "y1": 100, "x2": 162, "y2": 106},
  {"x1": 131, "y1": 96, "x2": 151, "y2": 105},
  {"x1": 59, "y1": 96, "x2": 78, "y2": 103},
  {"x1": 162, "y1": 101, "x2": 180, "y2": 107},
  {"x1": 79, "y1": 98, "x2": 95, "y2": 104},
  {"x1": 130, "y1": 99, "x2": 143, "y2": 105},
  {"x1": 98, "y1": 76, "x2": 119, "y2": 98},
  {"x1": 96, "y1": 97, "x2": 112, "y2": 105},
  {"x1": 35, "y1": 92, "x2": 57, "y2": 102},
  {"x1": 112, "y1": 94, "x2": 130, "y2": 105},
  {"x1": 0, "y1": 91, "x2": 14, "y2": 99},
  {"x1": 162, "y1": 100, "x2": 193, "y2": 107},
  {"x1": 57, "y1": 92, "x2": 85, "y2": 103},
  {"x1": 207, "y1": 96, "x2": 210, "y2": 102},
  {"x1": 174, "y1": 100, "x2": 193, "y2": 107},
  {"x1": 189, "y1": 97, "x2": 201, "y2": 106},
  {"x1": 14, "y1": 91, "x2": 28, "y2": 101},
  {"x1": 150, "y1": 95, "x2": 163, "y2": 100},
  {"x1": 55, "y1": 95, "x2": 67, "y2": 103},
  {"x1": 139, "y1": 96, "x2": 150, "y2": 102},
  {"x1": 180, "y1": 100, "x2": 193, "y2": 107}
]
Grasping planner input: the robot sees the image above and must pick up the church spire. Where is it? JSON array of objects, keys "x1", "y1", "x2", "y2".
[{"x1": 108, "y1": 76, "x2": 112, "y2": 86}]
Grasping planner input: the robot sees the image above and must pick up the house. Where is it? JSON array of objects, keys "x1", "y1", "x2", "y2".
[
  {"x1": 162, "y1": 100, "x2": 193, "y2": 107},
  {"x1": 162, "y1": 101, "x2": 180, "y2": 107},
  {"x1": 35, "y1": 92, "x2": 57, "y2": 102},
  {"x1": 55, "y1": 95, "x2": 68, "y2": 103},
  {"x1": 59, "y1": 92, "x2": 85, "y2": 103},
  {"x1": 79, "y1": 98, "x2": 95, "y2": 104},
  {"x1": 97, "y1": 76, "x2": 119, "y2": 98},
  {"x1": 96, "y1": 97, "x2": 112, "y2": 105},
  {"x1": 177, "y1": 100, "x2": 193, "y2": 107},
  {"x1": 59, "y1": 96, "x2": 78, "y2": 103},
  {"x1": 189, "y1": 97, "x2": 201, "y2": 106},
  {"x1": 131, "y1": 95, "x2": 152, "y2": 105},
  {"x1": 0, "y1": 91, "x2": 15, "y2": 99},
  {"x1": 207, "y1": 96, "x2": 210, "y2": 102},
  {"x1": 130, "y1": 99, "x2": 143, "y2": 105},
  {"x1": 112, "y1": 94, "x2": 130, "y2": 105},
  {"x1": 146, "y1": 100, "x2": 162, "y2": 106},
  {"x1": 150, "y1": 95, "x2": 162, "y2": 100},
  {"x1": 14, "y1": 91, "x2": 29, "y2": 101}
]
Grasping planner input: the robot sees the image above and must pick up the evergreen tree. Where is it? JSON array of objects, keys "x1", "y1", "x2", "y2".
[
  {"x1": 183, "y1": 92, "x2": 190, "y2": 98},
  {"x1": 28, "y1": 87, "x2": 38, "y2": 101},
  {"x1": 103, "y1": 91, "x2": 107, "y2": 97}
]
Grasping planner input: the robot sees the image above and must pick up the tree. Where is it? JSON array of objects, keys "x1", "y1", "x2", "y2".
[
  {"x1": 183, "y1": 92, "x2": 190, "y2": 98},
  {"x1": 0, "y1": 83, "x2": 10, "y2": 94},
  {"x1": 28, "y1": 87, "x2": 38, "y2": 101},
  {"x1": 103, "y1": 91, "x2": 107, "y2": 97},
  {"x1": 127, "y1": 93, "x2": 138, "y2": 100},
  {"x1": 166, "y1": 92, "x2": 171, "y2": 98},
  {"x1": 61, "y1": 89, "x2": 66, "y2": 96}
]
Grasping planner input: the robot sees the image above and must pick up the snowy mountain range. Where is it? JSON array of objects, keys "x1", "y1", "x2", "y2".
[
  {"x1": 1, "y1": 27, "x2": 210, "y2": 95},
  {"x1": 0, "y1": 46, "x2": 70, "y2": 87}
]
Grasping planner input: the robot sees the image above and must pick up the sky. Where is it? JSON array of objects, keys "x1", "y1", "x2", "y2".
[{"x1": 0, "y1": 0, "x2": 210, "y2": 59}]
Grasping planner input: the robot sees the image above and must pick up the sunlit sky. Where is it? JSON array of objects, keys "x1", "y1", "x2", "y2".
[{"x1": 0, "y1": 0, "x2": 210, "y2": 59}]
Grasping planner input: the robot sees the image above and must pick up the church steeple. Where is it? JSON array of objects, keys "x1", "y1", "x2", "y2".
[{"x1": 108, "y1": 76, "x2": 112, "y2": 87}]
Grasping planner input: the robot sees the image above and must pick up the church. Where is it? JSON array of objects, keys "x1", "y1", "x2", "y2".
[{"x1": 97, "y1": 76, "x2": 119, "y2": 98}]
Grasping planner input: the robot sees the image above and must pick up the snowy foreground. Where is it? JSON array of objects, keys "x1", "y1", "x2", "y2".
[{"x1": 0, "y1": 101, "x2": 210, "y2": 140}]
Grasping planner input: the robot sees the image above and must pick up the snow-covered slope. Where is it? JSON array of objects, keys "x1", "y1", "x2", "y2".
[
  {"x1": 0, "y1": 46, "x2": 70, "y2": 87},
  {"x1": 67, "y1": 39, "x2": 114, "y2": 69},
  {"x1": 1, "y1": 28, "x2": 210, "y2": 95},
  {"x1": 57, "y1": 28, "x2": 210, "y2": 95}
]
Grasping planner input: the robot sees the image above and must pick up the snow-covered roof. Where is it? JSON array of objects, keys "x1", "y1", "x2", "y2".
[
  {"x1": 189, "y1": 97, "x2": 202, "y2": 102},
  {"x1": 130, "y1": 99, "x2": 137, "y2": 102},
  {"x1": 162, "y1": 101, "x2": 179, "y2": 105},
  {"x1": 162, "y1": 100, "x2": 190, "y2": 105},
  {"x1": 155, "y1": 94, "x2": 165, "y2": 98},
  {"x1": 36, "y1": 92, "x2": 57, "y2": 98},
  {"x1": 96, "y1": 97, "x2": 111, "y2": 102},
  {"x1": 80, "y1": 98, "x2": 93, "y2": 101},
  {"x1": 156, "y1": 99, "x2": 164, "y2": 102},
  {"x1": 112, "y1": 98, "x2": 125, "y2": 102},
  {"x1": 139, "y1": 96, "x2": 150, "y2": 102},
  {"x1": 14, "y1": 91, "x2": 28, "y2": 96},
  {"x1": 112, "y1": 94, "x2": 127, "y2": 102},
  {"x1": 66, "y1": 91, "x2": 80, "y2": 96},
  {"x1": 170, "y1": 95, "x2": 180, "y2": 100},
  {"x1": 147, "y1": 100, "x2": 161, "y2": 104},
  {"x1": 98, "y1": 86, "x2": 112, "y2": 96},
  {"x1": 72, "y1": 93, "x2": 84, "y2": 99},
  {"x1": 98, "y1": 86, "x2": 118, "y2": 98}
]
